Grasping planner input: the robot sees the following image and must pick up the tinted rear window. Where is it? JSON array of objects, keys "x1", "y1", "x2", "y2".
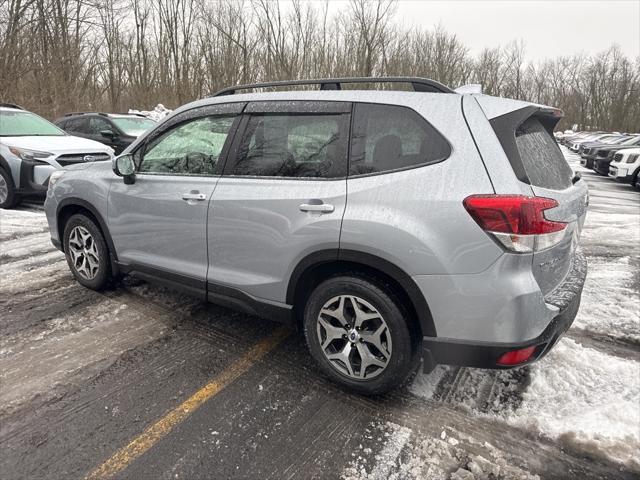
[
  {"x1": 349, "y1": 104, "x2": 450, "y2": 176},
  {"x1": 515, "y1": 117, "x2": 573, "y2": 190}
]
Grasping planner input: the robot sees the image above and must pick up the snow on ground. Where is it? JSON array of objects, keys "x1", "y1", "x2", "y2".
[
  {"x1": 342, "y1": 421, "x2": 541, "y2": 480},
  {"x1": 0, "y1": 208, "x2": 48, "y2": 241},
  {"x1": 575, "y1": 255, "x2": 639, "y2": 341},
  {"x1": 0, "y1": 298, "x2": 167, "y2": 416},
  {"x1": 506, "y1": 339, "x2": 640, "y2": 468},
  {"x1": 581, "y1": 211, "x2": 640, "y2": 251}
]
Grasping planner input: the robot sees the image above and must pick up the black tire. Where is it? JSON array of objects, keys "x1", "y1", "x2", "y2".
[
  {"x1": 0, "y1": 167, "x2": 20, "y2": 209},
  {"x1": 632, "y1": 169, "x2": 640, "y2": 190},
  {"x1": 303, "y1": 274, "x2": 416, "y2": 395},
  {"x1": 63, "y1": 213, "x2": 111, "y2": 290}
]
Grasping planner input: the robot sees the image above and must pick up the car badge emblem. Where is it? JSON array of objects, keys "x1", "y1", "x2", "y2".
[{"x1": 83, "y1": 155, "x2": 96, "y2": 162}]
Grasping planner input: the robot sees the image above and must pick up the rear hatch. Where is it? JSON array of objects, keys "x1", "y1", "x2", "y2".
[{"x1": 485, "y1": 103, "x2": 588, "y2": 297}]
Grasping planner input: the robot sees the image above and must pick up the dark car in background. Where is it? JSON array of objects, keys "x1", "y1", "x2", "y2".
[
  {"x1": 580, "y1": 134, "x2": 633, "y2": 168},
  {"x1": 591, "y1": 135, "x2": 640, "y2": 174},
  {"x1": 55, "y1": 113, "x2": 156, "y2": 155}
]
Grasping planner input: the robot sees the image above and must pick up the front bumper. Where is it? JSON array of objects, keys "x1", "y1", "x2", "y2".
[
  {"x1": 422, "y1": 250, "x2": 587, "y2": 371},
  {"x1": 594, "y1": 159, "x2": 613, "y2": 175},
  {"x1": 17, "y1": 160, "x2": 55, "y2": 196},
  {"x1": 609, "y1": 165, "x2": 634, "y2": 183}
]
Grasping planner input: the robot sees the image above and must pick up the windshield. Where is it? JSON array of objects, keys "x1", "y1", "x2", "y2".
[
  {"x1": 598, "y1": 135, "x2": 622, "y2": 144},
  {"x1": 0, "y1": 110, "x2": 65, "y2": 137},
  {"x1": 610, "y1": 136, "x2": 632, "y2": 144},
  {"x1": 621, "y1": 136, "x2": 640, "y2": 146},
  {"x1": 111, "y1": 117, "x2": 156, "y2": 137}
]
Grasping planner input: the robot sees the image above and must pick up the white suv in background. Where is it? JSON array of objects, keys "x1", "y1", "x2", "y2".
[
  {"x1": 0, "y1": 105, "x2": 114, "y2": 208},
  {"x1": 609, "y1": 147, "x2": 640, "y2": 189}
]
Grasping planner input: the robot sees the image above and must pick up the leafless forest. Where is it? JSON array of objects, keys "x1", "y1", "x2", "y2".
[{"x1": 1, "y1": 0, "x2": 638, "y2": 131}]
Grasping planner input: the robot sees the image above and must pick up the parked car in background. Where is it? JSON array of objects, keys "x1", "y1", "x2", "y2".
[
  {"x1": 608, "y1": 147, "x2": 640, "y2": 189},
  {"x1": 45, "y1": 77, "x2": 588, "y2": 395},
  {"x1": 592, "y1": 136, "x2": 640, "y2": 174},
  {"x1": 579, "y1": 134, "x2": 634, "y2": 168},
  {"x1": 55, "y1": 113, "x2": 156, "y2": 155},
  {"x1": 0, "y1": 105, "x2": 113, "y2": 209},
  {"x1": 568, "y1": 132, "x2": 610, "y2": 152},
  {"x1": 561, "y1": 131, "x2": 598, "y2": 147}
]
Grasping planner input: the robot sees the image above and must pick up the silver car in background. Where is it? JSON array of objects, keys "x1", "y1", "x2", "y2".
[{"x1": 44, "y1": 78, "x2": 588, "y2": 394}]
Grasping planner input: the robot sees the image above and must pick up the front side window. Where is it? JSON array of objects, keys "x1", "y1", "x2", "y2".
[
  {"x1": 139, "y1": 115, "x2": 236, "y2": 176},
  {"x1": 231, "y1": 114, "x2": 348, "y2": 178},
  {"x1": 0, "y1": 111, "x2": 65, "y2": 137},
  {"x1": 349, "y1": 104, "x2": 450, "y2": 175}
]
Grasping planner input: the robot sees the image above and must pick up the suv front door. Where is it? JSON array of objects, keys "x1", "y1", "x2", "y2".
[
  {"x1": 108, "y1": 103, "x2": 243, "y2": 295},
  {"x1": 207, "y1": 101, "x2": 351, "y2": 305}
]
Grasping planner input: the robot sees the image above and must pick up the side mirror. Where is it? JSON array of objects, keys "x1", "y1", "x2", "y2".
[
  {"x1": 113, "y1": 154, "x2": 136, "y2": 184},
  {"x1": 100, "y1": 129, "x2": 116, "y2": 139}
]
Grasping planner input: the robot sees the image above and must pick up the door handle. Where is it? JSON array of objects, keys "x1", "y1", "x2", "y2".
[
  {"x1": 182, "y1": 192, "x2": 207, "y2": 201},
  {"x1": 299, "y1": 202, "x2": 335, "y2": 213}
]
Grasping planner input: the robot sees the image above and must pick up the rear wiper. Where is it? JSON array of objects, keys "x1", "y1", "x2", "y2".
[{"x1": 572, "y1": 172, "x2": 582, "y2": 184}]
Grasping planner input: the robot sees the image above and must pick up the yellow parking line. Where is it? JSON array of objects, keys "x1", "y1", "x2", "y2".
[{"x1": 85, "y1": 327, "x2": 290, "y2": 480}]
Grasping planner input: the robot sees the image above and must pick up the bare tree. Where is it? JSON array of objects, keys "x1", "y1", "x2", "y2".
[{"x1": 1, "y1": 0, "x2": 638, "y2": 131}]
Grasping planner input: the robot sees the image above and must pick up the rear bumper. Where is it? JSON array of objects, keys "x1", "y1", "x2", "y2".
[{"x1": 422, "y1": 250, "x2": 587, "y2": 371}]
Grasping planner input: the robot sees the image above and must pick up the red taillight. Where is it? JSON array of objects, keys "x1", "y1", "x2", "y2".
[
  {"x1": 463, "y1": 195, "x2": 568, "y2": 253},
  {"x1": 463, "y1": 195, "x2": 566, "y2": 235},
  {"x1": 497, "y1": 346, "x2": 536, "y2": 366}
]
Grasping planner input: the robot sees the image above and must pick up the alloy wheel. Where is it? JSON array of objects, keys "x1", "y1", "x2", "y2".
[
  {"x1": 68, "y1": 226, "x2": 100, "y2": 280},
  {"x1": 0, "y1": 175, "x2": 8, "y2": 203},
  {"x1": 316, "y1": 295, "x2": 392, "y2": 380}
]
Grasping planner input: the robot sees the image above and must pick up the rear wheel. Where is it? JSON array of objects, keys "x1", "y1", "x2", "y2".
[
  {"x1": 63, "y1": 213, "x2": 111, "y2": 290},
  {"x1": 0, "y1": 168, "x2": 20, "y2": 209},
  {"x1": 303, "y1": 275, "x2": 416, "y2": 395}
]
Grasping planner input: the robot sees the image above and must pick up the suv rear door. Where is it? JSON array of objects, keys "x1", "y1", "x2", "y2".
[
  {"x1": 207, "y1": 101, "x2": 350, "y2": 305},
  {"x1": 482, "y1": 101, "x2": 588, "y2": 297}
]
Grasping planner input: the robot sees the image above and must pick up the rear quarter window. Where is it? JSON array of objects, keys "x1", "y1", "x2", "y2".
[
  {"x1": 515, "y1": 117, "x2": 573, "y2": 190},
  {"x1": 349, "y1": 103, "x2": 451, "y2": 176}
]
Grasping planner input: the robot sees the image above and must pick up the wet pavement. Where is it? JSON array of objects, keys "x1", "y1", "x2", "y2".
[{"x1": 1, "y1": 148, "x2": 638, "y2": 479}]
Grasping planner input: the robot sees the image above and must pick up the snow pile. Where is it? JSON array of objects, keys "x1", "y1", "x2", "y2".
[
  {"x1": 506, "y1": 338, "x2": 640, "y2": 468},
  {"x1": 128, "y1": 103, "x2": 172, "y2": 121},
  {"x1": 343, "y1": 422, "x2": 540, "y2": 480}
]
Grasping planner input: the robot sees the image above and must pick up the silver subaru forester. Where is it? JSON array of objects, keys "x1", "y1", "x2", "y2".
[{"x1": 45, "y1": 78, "x2": 588, "y2": 395}]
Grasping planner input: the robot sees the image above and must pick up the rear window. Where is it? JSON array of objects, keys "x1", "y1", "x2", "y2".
[
  {"x1": 515, "y1": 117, "x2": 573, "y2": 190},
  {"x1": 349, "y1": 104, "x2": 450, "y2": 176}
]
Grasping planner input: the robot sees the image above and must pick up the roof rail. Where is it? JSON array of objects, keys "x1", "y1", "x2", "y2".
[
  {"x1": 0, "y1": 102, "x2": 24, "y2": 110},
  {"x1": 210, "y1": 77, "x2": 455, "y2": 97},
  {"x1": 64, "y1": 112, "x2": 88, "y2": 116}
]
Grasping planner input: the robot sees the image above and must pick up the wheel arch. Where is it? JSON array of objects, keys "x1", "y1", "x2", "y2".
[
  {"x1": 287, "y1": 249, "x2": 437, "y2": 339},
  {"x1": 56, "y1": 198, "x2": 117, "y2": 261}
]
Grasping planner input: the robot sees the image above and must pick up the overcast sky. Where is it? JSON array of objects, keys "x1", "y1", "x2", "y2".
[{"x1": 314, "y1": 0, "x2": 640, "y2": 62}]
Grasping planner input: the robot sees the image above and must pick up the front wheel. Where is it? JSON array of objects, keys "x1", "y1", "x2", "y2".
[
  {"x1": 303, "y1": 275, "x2": 416, "y2": 395},
  {"x1": 63, "y1": 213, "x2": 111, "y2": 290},
  {"x1": 0, "y1": 168, "x2": 20, "y2": 209}
]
